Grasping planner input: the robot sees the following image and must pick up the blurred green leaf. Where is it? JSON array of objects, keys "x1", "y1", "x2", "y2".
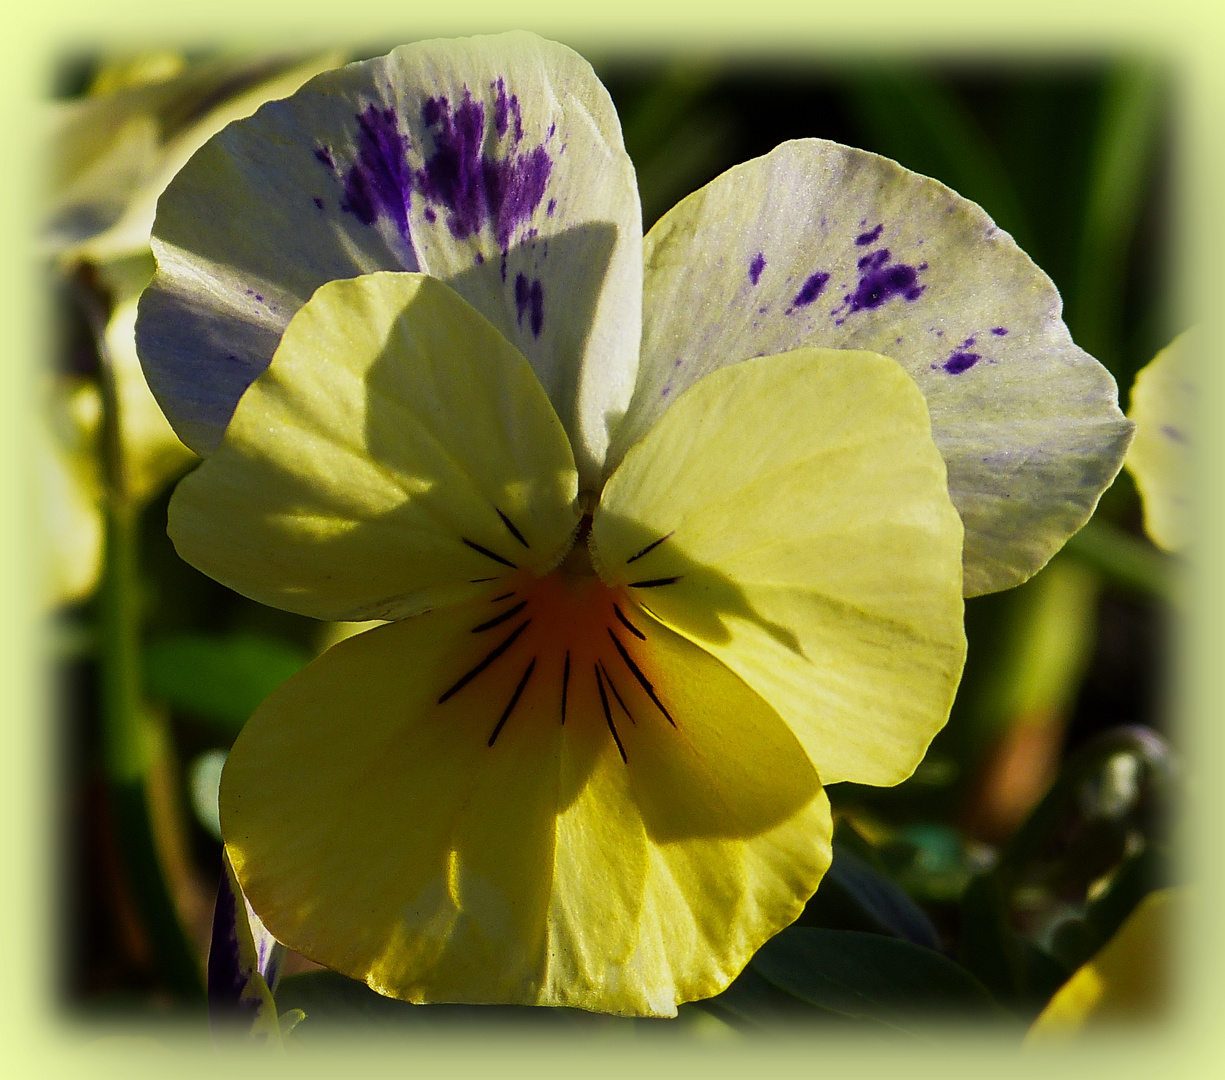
[
  {"x1": 1064, "y1": 516, "x2": 1178, "y2": 601},
  {"x1": 611, "y1": 60, "x2": 734, "y2": 228},
  {"x1": 749, "y1": 928, "x2": 1007, "y2": 1031},
  {"x1": 799, "y1": 832, "x2": 942, "y2": 949},
  {"x1": 1070, "y1": 61, "x2": 1165, "y2": 375},
  {"x1": 699, "y1": 963, "x2": 840, "y2": 1030},
  {"x1": 959, "y1": 874, "x2": 1070, "y2": 1016},
  {"x1": 143, "y1": 631, "x2": 310, "y2": 734}
]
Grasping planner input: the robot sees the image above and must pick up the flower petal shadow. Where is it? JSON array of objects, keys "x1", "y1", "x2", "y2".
[{"x1": 595, "y1": 508, "x2": 806, "y2": 657}]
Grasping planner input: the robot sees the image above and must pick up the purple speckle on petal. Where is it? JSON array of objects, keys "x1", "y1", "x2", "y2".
[
  {"x1": 1161, "y1": 424, "x2": 1187, "y2": 443},
  {"x1": 314, "y1": 146, "x2": 335, "y2": 170},
  {"x1": 836, "y1": 249, "x2": 926, "y2": 317},
  {"x1": 857, "y1": 249, "x2": 891, "y2": 271},
  {"x1": 855, "y1": 223, "x2": 884, "y2": 246},
  {"x1": 896, "y1": 336, "x2": 903, "y2": 344},
  {"x1": 514, "y1": 273, "x2": 530, "y2": 325},
  {"x1": 493, "y1": 78, "x2": 510, "y2": 136},
  {"x1": 786, "y1": 271, "x2": 830, "y2": 314},
  {"x1": 529, "y1": 278, "x2": 544, "y2": 337},
  {"x1": 312, "y1": 196, "x2": 324, "y2": 210},
  {"x1": 749, "y1": 252, "x2": 766, "y2": 285},
  {"x1": 943, "y1": 351, "x2": 980, "y2": 375},
  {"x1": 414, "y1": 88, "x2": 552, "y2": 252},
  {"x1": 962, "y1": 336, "x2": 976, "y2": 348},
  {"x1": 547, "y1": 198, "x2": 556, "y2": 216},
  {"x1": 661, "y1": 386, "x2": 671, "y2": 398},
  {"x1": 514, "y1": 273, "x2": 545, "y2": 338},
  {"x1": 422, "y1": 97, "x2": 444, "y2": 125},
  {"x1": 340, "y1": 105, "x2": 413, "y2": 240},
  {"x1": 423, "y1": 207, "x2": 436, "y2": 223},
  {"x1": 991, "y1": 326, "x2": 1008, "y2": 336},
  {"x1": 474, "y1": 251, "x2": 485, "y2": 264}
]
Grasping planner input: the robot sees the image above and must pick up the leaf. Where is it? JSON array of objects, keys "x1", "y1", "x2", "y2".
[
  {"x1": 750, "y1": 927, "x2": 1007, "y2": 1031},
  {"x1": 799, "y1": 841, "x2": 941, "y2": 950},
  {"x1": 958, "y1": 873, "x2": 1071, "y2": 1016},
  {"x1": 143, "y1": 631, "x2": 310, "y2": 734}
]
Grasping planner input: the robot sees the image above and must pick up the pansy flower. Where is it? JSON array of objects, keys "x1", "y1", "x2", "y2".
[{"x1": 136, "y1": 33, "x2": 1131, "y2": 1016}]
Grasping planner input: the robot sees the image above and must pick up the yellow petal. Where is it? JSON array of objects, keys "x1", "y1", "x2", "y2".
[
  {"x1": 1125, "y1": 330, "x2": 1193, "y2": 553},
  {"x1": 223, "y1": 560, "x2": 829, "y2": 1016},
  {"x1": 594, "y1": 348, "x2": 966, "y2": 786},
  {"x1": 169, "y1": 272, "x2": 578, "y2": 621},
  {"x1": 1026, "y1": 887, "x2": 1179, "y2": 1040}
]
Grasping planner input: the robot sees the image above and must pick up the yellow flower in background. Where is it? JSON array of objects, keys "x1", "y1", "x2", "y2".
[
  {"x1": 38, "y1": 376, "x2": 103, "y2": 607},
  {"x1": 41, "y1": 50, "x2": 350, "y2": 605},
  {"x1": 1026, "y1": 888, "x2": 1179, "y2": 1040},
  {"x1": 1125, "y1": 330, "x2": 1193, "y2": 553},
  {"x1": 136, "y1": 33, "x2": 1131, "y2": 1015}
]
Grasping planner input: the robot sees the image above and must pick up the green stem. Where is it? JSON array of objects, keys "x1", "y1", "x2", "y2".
[
  {"x1": 79, "y1": 266, "x2": 205, "y2": 1005},
  {"x1": 1062, "y1": 517, "x2": 1177, "y2": 602}
]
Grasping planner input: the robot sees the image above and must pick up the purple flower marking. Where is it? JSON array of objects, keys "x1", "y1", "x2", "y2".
[
  {"x1": 339, "y1": 105, "x2": 413, "y2": 240},
  {"x1": 749, "y1": 252, "x2": 766, "y2": 285},
  {"x1": 991, "y1": 326, "x2": 1008, "y2": 336},
  {"x1": 786, "y1": 271, "x2": 830, "y2": 314},
  {"x1": 414, "y1": 89, "x2": 552, "y2": 252},
  {"x1": 514, "y1": 273, "x2": 545, "y2": 338},
  {"x1": 493, "y1": 78, "x2": 510, "y2": 136},
  {"x1": 491, "y1": 77, "x2": 525, "y2": 143},
  {"x1": 943, "y1": 351, "x2": 980, "y2": 375},
  {"x1": 855, "y1": 223, "x2": 884, "y2": 246},
  {"x1": 833, "y1": 248, "x2": 926, "y2": 323}
]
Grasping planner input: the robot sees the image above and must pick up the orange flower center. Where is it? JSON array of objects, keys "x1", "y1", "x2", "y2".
[{"x1": 435, "y1": 520, "x2": 675, "y2": 761}]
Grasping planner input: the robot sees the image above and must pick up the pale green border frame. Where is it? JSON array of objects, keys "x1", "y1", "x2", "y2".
[{"x1": 6, "y1": 0, "x2": 1222, "y2": 1076}]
